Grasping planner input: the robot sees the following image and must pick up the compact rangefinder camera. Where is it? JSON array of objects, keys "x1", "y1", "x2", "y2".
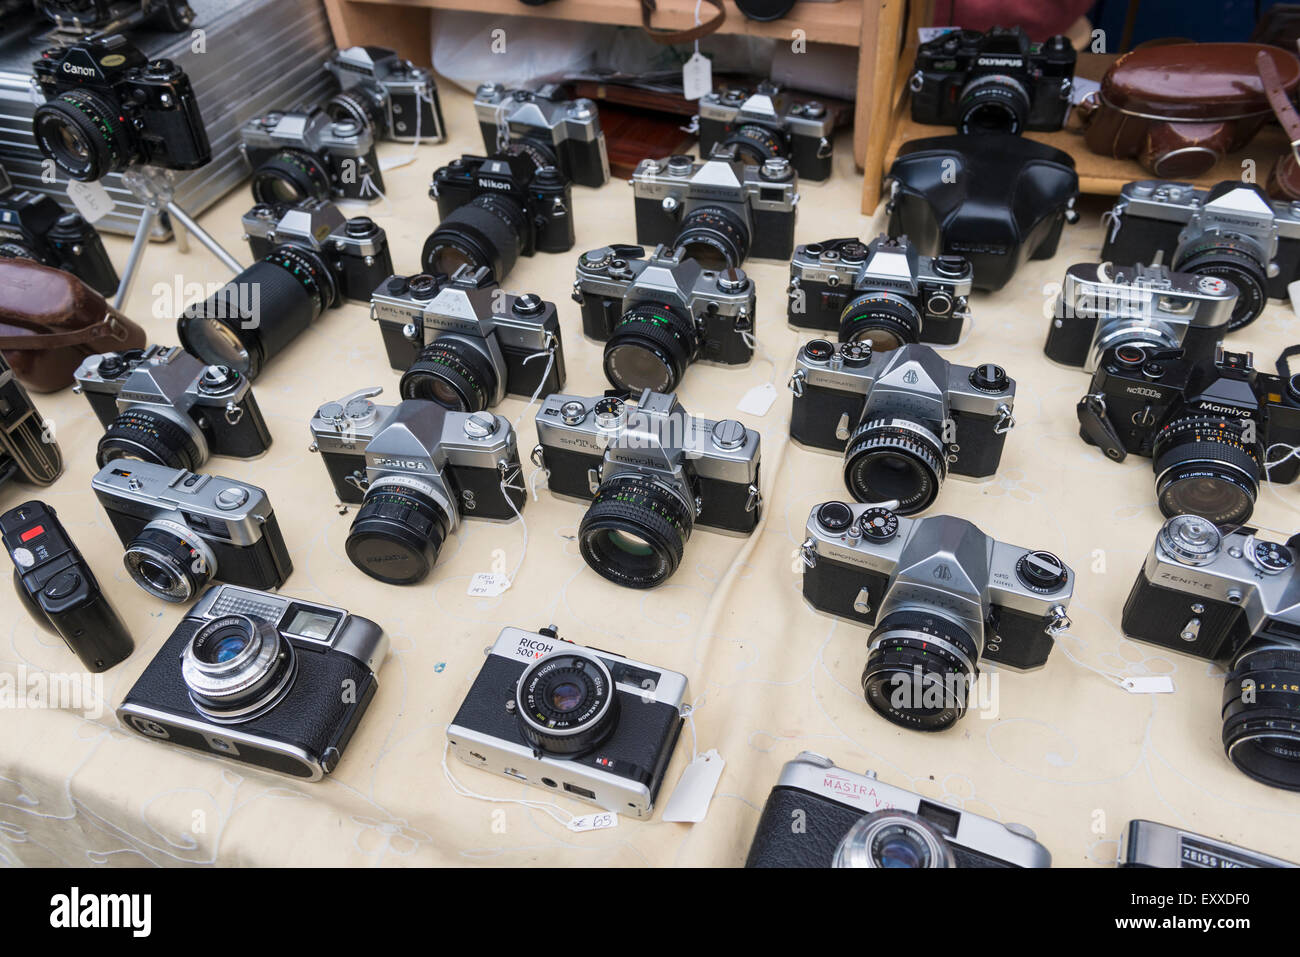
[
  {"x1": 573, "y1": 243, "x2": 754, "y2": 394},
  {"x1": 308, "y1": 388, "x2": 526, "y2": 585},
  {"x1": 533, "y1": 389, "x2": 762, "y2": 589},
  {"x1": 32, "y1": 35, "x2": 210, "y2": 182},
  {"x1": 474, "y1": 82, "x2": 609, "y2": 188},
  {"x1": 787, "y1": 235, "x2": 972, "y2": 348},
  {"x1": 909, "y1": 26, "x2": 1076, "y2": 135},
  {"x1": 697, "y1": 82, "x2": 834, "y2": 182},
  {"x1": 631, "y1": 150, "x2": 797, "y2": 269},
  {"x1": 447, "y1": 624, "x2": 689, "y2": 818},
  {"x1": 92, "y1": 460, "x2": 293, "y2": 603},
  {"x1": 325, "y1": 45, "x2": 444, "y2": 145},
  {"x1": 36, "y1": 0, "x2": 194, "y2": 35},
  {"x1": 1123, "y1": 515, "x2": 1300, "y2": 792},
  {"x1": 0, "y1": 168, "x2": 117, "y2": 296},
  {"x1": 117, "y1": 584, "x2": 388, "y2": 781},
  {"x1": 371, "y1": 268, "x2": 565, "y2": 410},
  {"x1": 0, "y1": 354, "x2": 62, "y2": 491},
  {"x1": 746, "y1": 751, "x2": 1052, "y2": 867},
  {"x1": 1119, "y1": 819, "x2": 1297, "y2": 868},
  {"x1": 241, "y1": 107, "x2": 383, "y2": 205},
  {"x1": 801, "y1": 502, "x2": 1073, "y2": 729}
]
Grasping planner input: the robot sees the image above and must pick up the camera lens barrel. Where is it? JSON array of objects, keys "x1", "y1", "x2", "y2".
[
  {"x1": 1174, "y1": 241, "x2": 1268, "y2": 331},
  {"x1": 97, "y1": 407, "x2": 207, "y2": 472},
  {"x1": 399, "y1": 337, "x2": 499, "y2": 412},
  {"x1": 250, "y1": 149, "x2": 332, "y2": 205},
  {"x1": 1153, "y1": 416, "x2": 1262, "y2": 525},
  {"x1": 674, "y1": 205, "x2": 751, "y2": 271},
  {"x1": 838, "y1": 293, "x2": 923, "y2": 350},
  {"x1": 842, "y1": 418, "x2": 946, "y2": 513},
  {"x1": 423, "y1": 193, "x2": 526, "y2": 283},
  {"x1": 123, "y1": 519, "x2": 216, "y2": 603},
  {"x1": 956, "y1": 74, "x2": 1031, "y2": 135},
  {"x1": 33, "y1": 90, "x2": 132, "y2": 181},
  {"x1": 515, "y1": 650, "x2": 620, "y2": 756},
  {"x1": 721, "y1": 123, "x2": 787, "y2": 166},
  {"x1": 1223, "y1": 642, "x2": 1300, "y2": 791},
  {"x1": 603, "y1": 301, "x2": 697, "y2": 393},
  {"x1": 345, "y1": 478, "x2": 452, "y2": 585},
  {"x1": 832, "y1": 810, "x2": 956, "y2": 868},
  {"x1": 181, "y1": 614, "x2": 297, "y2": 721},
  {"x1": 578, "y1": 473, "x2": 695, "y2": 588},
  {"x1": 862, "y1": 610, "x2": 980, "y2": 732}
]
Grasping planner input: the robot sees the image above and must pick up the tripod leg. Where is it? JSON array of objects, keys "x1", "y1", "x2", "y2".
[
  {"x1": 169, "y1": 209, "x2": 191, "y2": 255},
  {"x1": 165, "y1": 201, "x2": 243, "y2": 275},
  {"x1": 113, "y1": 204, "x2": 159, "y2": 311}
]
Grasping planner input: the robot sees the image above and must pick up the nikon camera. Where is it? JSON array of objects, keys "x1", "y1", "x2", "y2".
[
  {"x1": 0, "y1": 166, "x2": 118, "y2": 296},
  {"x1": 474, "y1": 82, "x2": 609, "y2": 188},
  {"x1": 325, "y1": 45, "x2": 444, "y2": 145},
  {"x1": 697, "y1": 82, "x2": 834, "y2": 182},
  {"x1": 241, "y1": 107, "x2": 383, "y2": 205}
]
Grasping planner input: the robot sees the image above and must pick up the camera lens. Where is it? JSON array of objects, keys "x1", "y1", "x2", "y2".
[
  {"x1": 862, "y1": 610, "x2": 979, "y2": 731},
  {"x1": 345, "y1": 477, "x2": 453, "y2": 585},
  {"x1": 123, "y1": 519, "x2": 217, "y2": 603},
  {"x1": 838, "y1": 293, "x2": 922, "y2": 350},
  {"x1": 33, "y1": 89, "x2": 133, "y2": 180},
  {"x1": 674, "y1": 205, "x2": 751, "y2": 270},
  {"x1": 181, "y1": 614, "x2": 296, "y2": 721},
  {"x1": 400, "y1": 337, "x2": 500, "y2": 412},
  {"x1": 1222, "y1": 641, "x2": 1300, "y2": 791},
  {"x1": 720, "y1": 123, "x2": 787, "y2": 166},
  {"x1": 97, "y1": 407, "x2": 207, "y2": 471},
  {"x1": 249, "y1": 149, "x2": 332, "y2": 205},
  {"x1": 1153, "y1": 416, "x2": 1262, "y2": 525},
  {"x1": 1174, "y1": 241, "x2": 1267, "y2": 331},
  {"x1": 326, "y1": 88, "x2": 386, "y2": 139},
  {"x1": 578, "y1": 473, "x2": 695, "y2": 588},
  {"x1": 603, "y1": 302, "x2": 697, "y2": 393},
  {"x1": 956, "y1": 74, "x2": 1030, "y2": 135},
  {"x1": 423, "y1": 193, "x2": 526, "y2": 283},
  {"x1": 843, "y1": 419, "x2": 946, "y2": 513},
  {"x1": 515, "y1": 650, "x2": 619, "y2": 755},
  {"x1": 833, "y1": 810, "x2": 955, "y2": 868}
]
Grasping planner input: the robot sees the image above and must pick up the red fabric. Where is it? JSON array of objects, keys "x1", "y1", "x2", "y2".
[{"x1": 934, "y1": 0, "x2": 1095, "y2": 41}]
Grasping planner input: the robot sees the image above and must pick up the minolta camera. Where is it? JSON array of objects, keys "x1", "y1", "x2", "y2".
[
  {"x1": 909, "y1": 26, "x2": 1075, "y2": 135},
  {"x1": 746, "y1": 752, "x2": 1052, "y2": 867},
  {"x1": 573, "y1": 243, "x2": 754, "y2": 394},
  {"x1": 1119, "y1": 820, "x2": 1297, "y2": 868},
  {"x1": 1076, "y1": 345, "x2": 1300, "y2": 526},
  {"x1": 1045, "y1": 261, "x2": 1236, "y2": 372},
  {"x1": 697, "y1": 83, "x2": 834, "y2": 182},
  {"x1": 240, "y1": 107, "x2": 383, "y2": 205},
  {"x1": 92, "y1": 460, "x2": 293, "y2": 603},
  {"x1": 789, "y1": 341, "x2": 1015, "y2": 512},
  {"x1": 371, "y1": 267, "x2": 565, "y2": 411},
  {"x1": 447, "y1": 624, "x2": 688, "y2": 818},
  {"x1": 36, "y1": 0, "x2": 194, "y2": 35},
  {"x1": 308, "y1": 388, "x2": 526, "y2": 585},
  {"x1": 533, "y1": 389, "x2": 762, "y2": 589},
  {"x1": 0, "y1": 354, "x2": 61, "y2": 491},
  {"x1": 631, "y1": 150, "x2": 797, "y2": 269},
  {"x1": 474, "y1": 82, "x2": 608, "y2": 188},
  {"x1": 1101, "y1": 180, "x2": 1300, "y2": 330},
  {"x1": 801, "y1": 502, "x2": 1073, "y2": 729},
  {"x1": 117, "y1": 584, "x2": 388, "y2": 781},
  {"x1": 0, "y1": 167, "x2": 117, "y2": 296},
  {"x1": 787, "y1": 235, "x2": 972, "y2": 347},
  {"x1": 325, "y1": 45, "x2": 444, "y2": 145}
]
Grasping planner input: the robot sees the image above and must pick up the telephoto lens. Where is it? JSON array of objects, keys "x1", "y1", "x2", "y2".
[{"x1": 422, "y1": 193, "x2": 527, "y2": 282}]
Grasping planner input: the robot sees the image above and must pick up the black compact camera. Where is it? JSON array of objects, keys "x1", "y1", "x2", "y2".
[
  {"x1": 0, "y1": 166, "x2": 118, "y2": 296},
  {"x1": 240, "y1": 107, "x2": 384, "y2": 205},
  {"x1": 0, "y1": 354, "x2": 62, "y2": 492},
  {"x1": 473, "y1": 82, "x2": 608, "y2": 187},
  {"x1": 696, "y1": 82, "x2": 834, "y2": 181},
  {"x1": 32, "y1": 35, "x2": 210, "y2": 182},
  {"x1": 36, "y1": 0, "x2": 194, "y2": 34}
]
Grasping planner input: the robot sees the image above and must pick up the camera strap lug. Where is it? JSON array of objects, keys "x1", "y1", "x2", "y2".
[
  {"x1": 800, "y1": 537, "x2": 817, "y2": 568},
  {"x1": 224, "y1": 402, "x2": 243, "y2": 426},
  {"x1": 835, "y1": 413, "x2": 851, "y2": 442},
  {"x1": 1179, "y1": 616, "x2": 1202, "y2": 642},
  {"x1": 1045, "y1": 604, "x2": 1072, "y2": 638},
  {"x1": 571, "y1": 281, "x2": 585, "y2": 305},
  {"x1": 530, "y1": 443, "x2": 547, "y2": 471},
  {"x1": 816, "y1": 137, "x2": 833, "y2": 160},
  {"x1": 1077, "y1": 393, "x2": 1127, "y2": 462},
  {"x1": 908, "y1": 70, "x2": 924, "y2": 93},
  {"x1": 852, "y1": 587, "x2": 871, "y2": 615},
  {"x1": 745, "y1": 483, "x2": 761, "y2": 513},
  {"x1": 994, "y1": 403, "x2": 1015, "y2": 435},
  {"x1": 586, "y1": 466, "x2": 602, "y2": 495},
  {"x1": 345, "y1": 472, "x2": 369, "y2": 493},
  {"x1": 788, "y1": 369, "x2": 806, "y2": 397}
]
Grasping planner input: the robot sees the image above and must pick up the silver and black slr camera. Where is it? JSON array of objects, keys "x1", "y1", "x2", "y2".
[
  {"x1": 447, "y1": 624, "x2": 689, "y2": 818},
  {"x1": 1119, "y1": 820, "x2": 1297, "y2": 868},
  {"x1": 573, "y1": 243, "x2": 754, "y2": 394},
  {"x1": 789, "y1": 341, "x2": 1016, "y2": 513},
  {"x1": 533, "y1": 389, "x2": 762, "y2": 589},
  {"x1": 474, "y1": 82, "x2": 609, "y2": 188},
  {"x1": 788, "y1": 235, "x2": 972, "y2": 348},
  {"x1": 308, "y1": 387, "x2": 526, "y2": 586},
  {"x1": 801, "y1": 502, "x2": 1074, "y2": 729},
  {"x1": 0, "y1": 165, "x2": 118, "y2": 296},
  {"x1": 92, "y1": 460, "x2": 293, "y2": 603},
  {"x1": 0, "y1": 355, "x2": 61, "y2": 492},
  {"x1": 746, "y1": 752, "x2": 1052, "y2": 867},
  {"x1": 240, "y1": 107, "x2": 383, "y2": 205},
  {"x1": 325, "y1": 45, "x2": 444, "y2": 145},
  {"x1": 117, "y1": 584, "x2": 388, "y2": 781},
  {"x1": 1122, "y1": 515, "x2": 1300, "y2": 793},
  {"x1": 697, "y1": 83, "x2": 834, "y2": 182}
]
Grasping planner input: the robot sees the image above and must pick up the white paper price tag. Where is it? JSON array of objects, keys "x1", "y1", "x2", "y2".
[
  {"x1": 567, "y1": 811, "x2": 618, "y2": 833},
  {"x1": 66, "y1": 180, "x2": 116, "y2": 224},
  {"x1": 661, "y1": 749, "x2": 724, "y2": 823},
  {"x1": 683, "y1": 52, "x2": 712, "y2": 102},
  {"x1": 466, "y1": 572, "x2": 511, "y2": 598},
  {"x1": 918, "y1": 26, "x2": 958, "y2": 43},
  {"x1": 1121, "y1": 676, "x2": 1176, "y2": 695},
  {"x1": 736, "y1": 383, "x2": 777, "y2": 417},
  {"x1": 1069, "y1": 76, "x2": 1101, "y2": 106}
]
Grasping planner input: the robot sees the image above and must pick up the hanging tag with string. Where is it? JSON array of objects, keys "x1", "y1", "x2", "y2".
[{"x1": 682, "y1": 1, "x2": 712, "y2": 101}]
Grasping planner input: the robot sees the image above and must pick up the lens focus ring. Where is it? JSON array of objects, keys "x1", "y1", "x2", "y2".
[
  {"x1": 603, "y1": 301, "x2": 697, "y2": 393},
  {"x1": 578, "y1": 473, "x2": 695, "y2": 589},
  {"x1": 862, "y1": 610, "x2": 980, "y2": 732},
  {"x1": 1223, "y1": 642, "x2": 1300, "y2": 792},
  {"x1": 515, "y1": 650, "x2": 620, "y2": 756},
  {"x1": 1153, "y1": 416, "x2": 1262, "y2": 525},
  {"x1": 843, "y1": 418, "x2": 946, "y2": 513}
]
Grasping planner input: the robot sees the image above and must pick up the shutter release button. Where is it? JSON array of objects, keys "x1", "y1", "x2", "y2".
[{"x1": 216, "y1": 487, "x2": 249, "y2": 510}]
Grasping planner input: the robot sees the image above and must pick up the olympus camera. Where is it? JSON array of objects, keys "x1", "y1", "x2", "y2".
[
  {"x1": 697, "y1": 83, "x2": 834, "y2": 182},
  {"x1": 240, "y1": 107, "x2": 383, "y2": 205},
  {"x1": 325, "y1": 46, "x2": 444, "y2": 145},
  {"x1": 117, "y1": 584, "x2": 388, "y2": 781},
  {"x1": 0, "y1": 167, "x2": 117, "y2": 296},
  {"x1": 0, "y1": 354, "x2": 62, "y2": 491},
  {"x1": 36, "y1": 0, "x2": 194, "y2": 35},
  {"x1": 1120, "y1": 820, "x2": 1297, "y2": 868},
  {"x1": 533, "y1": 389, "x2": 762, "y2": 589},
  {"x1": 800, "y1": 502, "x2": 1074, "y2": 729},
  {"x1": 447, "y1": 624, "x2": 688, "y2": 818},
  {"x1": 474, "y1": 82, "x2": 608, "y2": 188}
]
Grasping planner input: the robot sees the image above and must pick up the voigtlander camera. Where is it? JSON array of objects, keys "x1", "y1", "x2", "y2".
[
  {"x1": 325, "y1": 46, "x2": 444, "y2": 145},
  {"x1": 474, "y1": 83, "x2": 608, "y2": 188},
  {"x1": 697, "y1": 82, "x2": 834, "y2": 181}
]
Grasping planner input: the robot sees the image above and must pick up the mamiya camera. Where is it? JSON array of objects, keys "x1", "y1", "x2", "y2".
[
  {"x1": 241, "y1": 107, "x2": 383, "y2": 205},
  {"x1": 32, "y1": 36, "x2": 209, "y2": 182},
  {"x1": 1101, "y1": 180, "x2": 1300, "y2": 330},
  {"x1": 92, "y1": 460, "x2": 293, "y2": 603},
  {"x1": 1076, "y1": 345, "x2": 1300, "y2": 525},
  {"x1": 325, "y1": 45, "x2": 444, "y2": 145},
  {"x1": 308, "y1": 388, "x2": 526, "y2": 585},
  {"x1": 533, "y1": 389, "x2": 762, "y2": 589},
  {"x1": 474, "y1": 82, "x2": 608, "y2": 188},
  {"x1": 1119, "y1": 820, "x2": 1297, "y2": 868},
  {"x1": 789, "y1": 341, "x2": 1016, "y2": 512},
  {"x1": 0, "y1": 354, "x2": 62, "y2": 491},
  {"x1": 909, "y1": 26, "x2": 1075, "y2": 135},
  {"x1": 36, "y1": 0, "x2": 194, "y2": 35},
  {"x1": 117, "y1": 584, "x2": 388, "y2": 781},
  {"x1": 631, "y1": 150, "x2": 797, "y2": 269},
  {"x1": 787, "y1": 235, "x2": 972, "y2": 347},
  {"x1": 0, "y1": 166, "x2": 117, "y2": 296},
  {"x1": 573, "y1": 243, "x2": 754, "y2": 394},
  {"x1": 801, "y1": 502, "x2": 1073, "y2": 729},
  {"x1": 371, "y1": 268, "x2": 565, "y2": 411},
  {"x1": 697, "y1": 83, "x2": 834, "y2": 182},
  {"x1": 447, "y1": 624, "x2": 688, "y2": 818},
  {"x1": 746, "y1": 752, "x2": 1052, "y2": 867}
]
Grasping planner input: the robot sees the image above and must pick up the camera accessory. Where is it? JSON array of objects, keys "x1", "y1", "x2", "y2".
[
  {"x1": 0, "y1": 353, "x2": 61, "y2": 489},
  {"x1": 474, "y1": 83, "x2": 609, "y2": 188},
  {"x1": 241, "y1": 107, "x2": 383, "y2": 205},
  {"x1": 326, "y1": 46, "x2": 444, "y2": 145},
  {"x1": 697, "y1": 82, "x2": 833, "y2": 181},
  {"x1": 1119, "y1": 820, "x2": 1296, "y2": 868}
]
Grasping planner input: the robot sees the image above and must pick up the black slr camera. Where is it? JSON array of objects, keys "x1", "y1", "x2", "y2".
[
  {"x1": 0, "y1": 165, "x2": 118, "y2": 296},
  {"x1": 697, "y1": 82, "x2": 834, "y2": 181},
  {"x1": 0, "y1": 354, "x2": 62, "y2": 491},
  {"x1": 241, "y1": 107, "x2": 383, "y2": 205},
  {"x1": 32, "y1": 35, "x2": 210, "y2": 182},
  {"x1": 36, "y1": 0, "x2": 194, "y2": 34},
  {"x1": 326, "y1": 45, "x2": 444, "y2": 145},
  {"x1": 474, "y1": 82, "x2": 608, "y2": 188}
]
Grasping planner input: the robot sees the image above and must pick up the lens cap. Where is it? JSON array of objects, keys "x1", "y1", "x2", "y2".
[{"x1": 735, "y1": 0, "x2": 798, "y2": 23}]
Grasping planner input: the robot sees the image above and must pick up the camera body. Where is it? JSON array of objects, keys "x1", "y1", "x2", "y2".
[
  {"x1": 474, "y1": 82, "x2": 609, "y2": 188},
  {"x1": 447, "y1": 624, "x2": 688, "y2": 818},
  {"x1": 325, "y1": 46, "x2": 444, "y2": 145},
  {"x1": 1119, "y1": 820, "x2": 1297, "y2": 868},
  {"x1": 697, "y1": 83, "x2": 834, "y2": 182},
  {"x1": 36, "y1": 0, "x2": 194, "y2": 34},
  {"x1": 241, "y1": 108, "x2": 383, "y2": 204},
  {"x1": 0, "y1": 170, "x2": 117, "y2": 296},
  {"x1": 117, "y1": 584, "x2": 388, "y2": 781},
  {"x1": 0, "y1": 354, "x2": 62, "y2": 491}
]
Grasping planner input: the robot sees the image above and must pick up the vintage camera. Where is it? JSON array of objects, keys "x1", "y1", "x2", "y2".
[
  {"x1": 1123, "y1": 516, "x2": 1300, "y2": 792},
  {"x1": 0, "y1": 354, "x2": 62, "y2": 491},
  {"x1": 474, "y1": 82, "x2": 608, "y2": 188},
  {"x1": 1119, "y1": 820, "x2": 1297, "y2": 868},
  {"x1": 371, "y1": 268, "x2": 565, "y2": 411},
  {"x1": 325, "y1": 45, "x2": 444, "y2": 145},
  {"x1": 1045, "y1": 262, "x2": 1236, "y2": 372},
  {"x1": 800, "y1": 501, "x2": 1073, "y2": 729},
  {"x1": 177, "y1": 200, "x2": 392, "y2": 380},
  {"x1": 573, "y1": 243, "x2": 754, "y2": 394},
  {"x1": 788, "y1": 235, "x2": 971, "y2": 348},
  {"x1": 36, "y1": 0, "x2": 194, "y2": 34},
  {"x1": 1076, "y1": 345, "x2": 1300, "y2": 525},
  {"x1": 308, "y1": 388, "x2": 526, "y2": 585},
  {"x1": 0, "y1": 168, "x2": 118, "y2": 296},
  {"x1": 746, "y1": 751, "x2": 1052, "y2": 867},
  {"x1": 533, "y1": 389, "x2": 762, "y2": 589},
  {"x1": 92, "y1": 460, "x2": 293, "y2": 603},
  {"x1": 240, "y1": 107, "x2": 383, "y2": 205},
  {"x1": 631, "y1": 150, "x2": 798, "y2": 269},
  {"x1": 447, "y1": 624, "x2": 688, "y2": 818},
  {"x1": 1101, "y1": 180, "x2": 1300, "y2": 330},
  {"x1": 32, "y1": 35, "x2": 210, "y2": 182},
  {"x1": 117, "y1": 584, "x2": 387, "y2": 781},
  {"x1": 789, "y1": 341, "x2": 1016, "y2": 512},
  {"x1": 697, "y1": 83, "x2": 834, "y2": 182}
]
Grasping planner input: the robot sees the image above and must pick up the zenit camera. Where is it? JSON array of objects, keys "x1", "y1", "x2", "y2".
[
  {"x1": 474, "y1": 82, "x2": 609, "y2": 188},
  {"x1": 1119, "y1": 820, "x2": 1297, "y2": 868},
  {"x1": 36, "y1": 0, "x2": 194, "y2": 35},
  {"x1": 0, "y1": 354, "x2": 62, "y2": 491},
  {"x1": 240, "y1": 107, "x2": 383, "y2": 205},
  {"x1": 0, "y1": 167, "x2": 117, "y2": 296},
  {"x1": 325, "y1": 45, "x2": 444, "y2": 145},
  {"x1": 697, "y1": 82, "x2": 834, "y2": 182}
]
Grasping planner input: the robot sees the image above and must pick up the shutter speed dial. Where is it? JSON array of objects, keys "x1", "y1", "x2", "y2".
[{"x1": 1015, "y1": 550, "x2": 1068, "y2": 593}]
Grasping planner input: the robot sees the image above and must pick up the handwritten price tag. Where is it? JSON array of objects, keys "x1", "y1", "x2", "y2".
[
  {"x1": 466, "y1": 572, "x2": 510, "y2": 598},
  {"x1": 568, "y1": 811, "x2": 618, "y2": 833}
]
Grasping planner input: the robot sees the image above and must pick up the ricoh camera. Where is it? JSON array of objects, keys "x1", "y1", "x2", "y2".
[
  {"x1": 787, "y1": 235, "x2": 972, "y2": 348},
  {"x1": 308, "y1": 388, "x2": 526, "y2": 586},
  {"x1": 36, "y1": 0, "x2": 194, "y2": 35},
  {"x1": 0, "y1": 354, "x2": 62, "y2": 491},
  {"x1": 92, "y1": 460, "x2": 293, "y2": 603},
  {"x1": 573, "y1": 243, "x2": 754, "y2": 394},
  {"x1": 117, "y1": 584, "x2": 388, "y2": 781},
  {"x1": 800, "y1": 501, "x2": 1074, "y2": 729},
  {"x1": 325, "y1": 45, "x2": 444, "y2": 145},
  {"x1": 447, "y1": 624, "x2": 689, "y2": 818},
  {"x1": 474, "y1": 82, "x2": 609, "y2": 188},
  {"x1": 789, "y1": 341, "x2": 1016, "y2": 513},
  {"x1": 746, "y1": 751, "x2": 1052, "y2": 868},
  {"x1": 0, "y1": 166, "x2": 117, "y2": 296},
  {"x1": 1120, "y1": 820, "x2": 1297, "y2": 868},
  {"x1": 697, "y1": 83, "x2": 834, "y2": 182},
  {"x1": 240, "y1": 107, "x2": 383, "y2": 205},
  {"x1": 533, "y1": 389, "x2": 762, "y2": 589}
]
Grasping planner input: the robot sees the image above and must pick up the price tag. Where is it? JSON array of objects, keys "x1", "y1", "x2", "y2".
[
  {"x1": 66, "y1": 180, "x2": 116, "y2": 224},
  {"x1": 737, "y1": 383, "x2": 777, "y2": 416},
  {"x1": 918, "y1": 26, "x2": 959, "y2": 43},
  {"x1": 568, "y1": 811, "x2": 619, "y2": 833},
  {"x1": 1069, "y1": 76, "x2": 1101, "y2": 106},
  {"x1": 683, "y1": 52, "x2": 712, "y2": 102},
  {"x1": 661, "y1": 749, "x2": 724, "y2": 823},
  {"x1": 1121, "y1": 676, "x2": 1176, "y2": 695},
  {"x1": 466, "y1": 572, "x2": 511, "y2": 598}
]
